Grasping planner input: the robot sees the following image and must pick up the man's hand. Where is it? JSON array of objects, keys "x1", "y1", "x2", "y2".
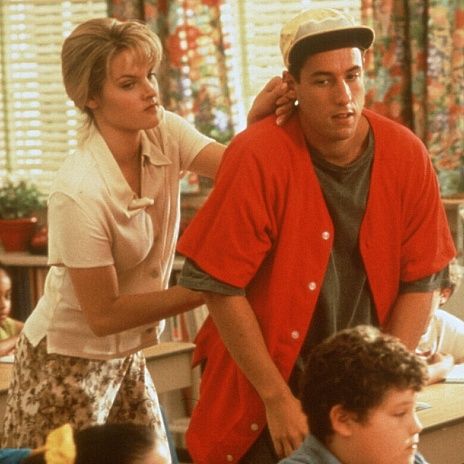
[
  {"x1": 247, "y1": 76, "x2": 297, "y2": 127},
  {"x1": 264, "y1": 391, "x2": 309, "y2": 458}
]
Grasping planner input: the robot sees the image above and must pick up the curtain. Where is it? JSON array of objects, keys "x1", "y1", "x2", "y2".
[
  {"x1": 109, "y1": 0, "x2": 234, "y2": 142},
  {"x1": 361, "y1": 0, "x2": 464, "y2": 197},
  {"x1": 109, "y1": 0, "x2": 234, "y2": 199}
]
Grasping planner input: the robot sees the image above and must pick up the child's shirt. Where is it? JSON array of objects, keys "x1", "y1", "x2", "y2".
[
  {"x1": 417, "y1": 309, "x2": 464, "y2": 362},
  {"x1": 277, "y1": 435, "x2": 428, "y2": 463},
  {"x1": 0, "y1": 317, "x2": 21, "y2": 341},
  {"x1": 0, "y1": 448, "x2": 32, "y2": 463}
]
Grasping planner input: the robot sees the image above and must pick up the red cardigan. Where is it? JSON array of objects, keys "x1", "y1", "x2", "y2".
[{"x1": 177, "y1": 109, "x2": 455, "y2": 464}]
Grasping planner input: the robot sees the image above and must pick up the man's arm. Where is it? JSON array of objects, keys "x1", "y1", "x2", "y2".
[
  {"x1": 384, "y1": 291, "x2": 434, "y2": 350},
  {"x1": 204, "y1": 292, "x2": 308, "y2": 458}
]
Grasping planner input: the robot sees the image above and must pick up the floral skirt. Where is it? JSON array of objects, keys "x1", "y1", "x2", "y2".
[{"x1": 1, "y1": 333, "x2": 168, "y2": 453}]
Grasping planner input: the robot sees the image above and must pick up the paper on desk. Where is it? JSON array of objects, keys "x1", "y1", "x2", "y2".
[
  {"x1": 445, "y1": 363, "x2": 464, "y2": 383},
  {"x1": 0, "y1": 354, "x2": 14, "y2": 363}
]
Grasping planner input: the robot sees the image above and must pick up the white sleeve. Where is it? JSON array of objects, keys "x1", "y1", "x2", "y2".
[
  {"x1": 436, "y1": 309, "x2": 464, "y2": 361},
  {"x1": 164, "y1": 111, "x2": 215, "y2": 171},
  {"x1": 47, "y1": 192, "x2": 114, "y2": 268}
]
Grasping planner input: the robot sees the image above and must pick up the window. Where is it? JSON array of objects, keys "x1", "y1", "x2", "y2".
[
  {"x1": 0, "y1": 0, "x2": 107, "y2": 194},
  {"x1": 222, "y1": 0, "x2": 362, "y2": 132}
]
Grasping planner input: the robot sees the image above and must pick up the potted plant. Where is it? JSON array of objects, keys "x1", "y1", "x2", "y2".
[{"x1": 0, "y1": 177, "x2": 46, "y2": 252}]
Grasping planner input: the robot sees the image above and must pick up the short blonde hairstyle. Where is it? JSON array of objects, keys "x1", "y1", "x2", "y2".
[{"x1": 61, "y1": 18, "x2": 163, "y2": 124}]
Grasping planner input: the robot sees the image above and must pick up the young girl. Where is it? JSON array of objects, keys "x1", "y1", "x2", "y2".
[
  {"x1": 0, "y1": 264, "x2": 23, "y2": 357},
  {"x1": 1, "y1": 17, "x2": 291, "y2": 453}
]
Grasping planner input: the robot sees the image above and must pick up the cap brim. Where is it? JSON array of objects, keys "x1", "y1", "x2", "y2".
[{"x1": 288, "y1": 26, "x2": 374, "y2": 65}]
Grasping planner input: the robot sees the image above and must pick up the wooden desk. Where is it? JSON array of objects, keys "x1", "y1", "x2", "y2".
[
  {"x1": 0, "y1": 342, "x2": 195, "y2": 428},
  {"x1": 442, "y1": 197, "x2": 464, "y2": 260},
  {"x1": 143, "y1": 341, "x2": 195, "y2": 394},
  {"x1": 0, "y1": 362, "x2": 13, "y2": 428},
  {"x1": 418, "y1": 382, "x2": 464, "y2": 463}
]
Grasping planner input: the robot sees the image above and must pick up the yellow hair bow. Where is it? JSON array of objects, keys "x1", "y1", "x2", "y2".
[{"x1": 44, "y1": 424, "x2": 76, "y2": 464}]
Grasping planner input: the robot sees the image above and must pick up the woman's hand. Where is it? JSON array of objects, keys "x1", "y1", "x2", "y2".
[{"x1": 247, "y1": 76, "x2": 296, "y2": 127}]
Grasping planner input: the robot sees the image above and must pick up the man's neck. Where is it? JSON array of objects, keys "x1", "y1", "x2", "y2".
[{"x1": 303, "y1": 115, "x2": 370, "y2": 166}]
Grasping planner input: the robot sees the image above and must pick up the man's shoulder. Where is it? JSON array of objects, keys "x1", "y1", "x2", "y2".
[
  {"x1": 228, "y1": 113, "x2": 305, "y2": 161},
  {"x1": 364, "y1": 108, "x2": 420, "y2": 142}
]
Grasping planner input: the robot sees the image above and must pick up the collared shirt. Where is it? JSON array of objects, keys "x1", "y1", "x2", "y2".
[
  {"x1": 23, "y1": 109, "x2": 213, "y2": 359},
  {"x1": 278, "y1": 435, "x2": 342, "y2": 464},
  {"x1": 417, "y1": 308, "x2": 464, "y2": 361},
  {"x1": 0, "y1": 317, "x2": 21, "y2": 340}
]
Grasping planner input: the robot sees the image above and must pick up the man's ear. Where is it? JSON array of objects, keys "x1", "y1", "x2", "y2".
[
  {"x1": 330, "y1": 405, "x2": 356, "y2": 438},
  {"x1": 282, "y1": 70, "x2": 296, "y2": 91}
]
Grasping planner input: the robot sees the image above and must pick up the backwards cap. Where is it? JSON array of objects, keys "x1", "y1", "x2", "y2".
[{"x1": 280, "y1": 8, "x2": 374, "y2": 67}]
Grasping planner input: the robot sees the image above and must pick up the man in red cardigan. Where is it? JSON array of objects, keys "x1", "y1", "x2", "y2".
[{"x1": 177, "y1": 8, "x2": 455, "y2": 464}]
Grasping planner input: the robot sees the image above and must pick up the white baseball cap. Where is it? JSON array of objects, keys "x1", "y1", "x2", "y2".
[{"x1": 280, "y1": 8, "x2": 375, "y2": 67}]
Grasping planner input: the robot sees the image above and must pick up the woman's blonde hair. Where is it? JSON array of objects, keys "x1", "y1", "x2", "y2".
[{"x1": 61, "y1": 18, "x2": 163, "y2": 125}]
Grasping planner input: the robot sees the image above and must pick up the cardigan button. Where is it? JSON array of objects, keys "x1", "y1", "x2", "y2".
[
  {"x1": 226, "y1": 455, "x2": 234, "y2": 462},
  {"x1": 308, "y1": 281, "x2": 317, "y2": 291},
  {"x1": 250, "y1": 423, "x2": 259, "y2": 432},
  {"x1": 291, "y1": 330, "x2": 300, "y2": 340},
  {"x1": 321, "y1": 231, "x2": 330, "y2": 240}
]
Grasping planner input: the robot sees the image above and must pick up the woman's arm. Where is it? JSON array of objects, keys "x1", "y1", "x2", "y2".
[{"x1": 68, "y1": 265, "x2": 204, "y2": 337}]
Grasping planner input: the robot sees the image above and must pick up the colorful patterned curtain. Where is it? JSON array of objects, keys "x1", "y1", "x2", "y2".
[
  {"x1": 109, "y1": 0, "x2": 234, "y2": 197},
  {"x1": 361, "y1": 0, "x2": 464, "y2": 197}
]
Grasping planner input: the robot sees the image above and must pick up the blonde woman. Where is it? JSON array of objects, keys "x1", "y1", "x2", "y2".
[{"x1": 1, "y1": 17, "x2": 291, "y2": 453}]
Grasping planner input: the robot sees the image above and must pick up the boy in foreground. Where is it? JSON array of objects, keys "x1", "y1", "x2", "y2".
[{"x1": 279, "y1": 325, "x2": 428, "y2": 464}]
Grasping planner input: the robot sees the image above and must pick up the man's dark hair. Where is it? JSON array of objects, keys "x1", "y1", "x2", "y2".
[{"x1": 300, "y1": 325, "x2": 427, "y2": 444}]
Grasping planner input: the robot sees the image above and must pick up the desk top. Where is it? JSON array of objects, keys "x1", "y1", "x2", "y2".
[
  {"x1": 0, "y1": 251, "x2": 48, "y2": 267},
  {"x1": 0, "y1": 363, "x2": 13, "y2": 393},
  {"x1": 143, "y1": 341, "x2": 194, "y2": 359},
  {"x1": 442, "y1": 197, "x2": 464, "y2": 206},
  {"x1": 418, "y1": 382, "x2": 464, "y2": 432},
  {"x1": 0, "y1": 341, "x2": 195, "y2": 393}
]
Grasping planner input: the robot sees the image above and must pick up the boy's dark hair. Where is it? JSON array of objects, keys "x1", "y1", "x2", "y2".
[
  {"x1": 23, "y1": 423, "x2": 157, "y2": 464},
  {"x1": 442, "y1": 260, "x2": 463, "y2": 296},
  {"x1": 300, "y1": 325, "x2": 427, "y2": 444}
]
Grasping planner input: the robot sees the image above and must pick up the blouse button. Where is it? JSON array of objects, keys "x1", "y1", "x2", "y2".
[
  {"x1": 226, "y1": 455, "x2": 234, "y2": 462},
  {"x1": 322, "y1": 231, "x2": 330, "y2": 240},
  {"x1": 250, "y1": 423, "x2": 259, "y2": 432},
  {"x1": 291, "y1": 330, "x2": 300, "y2": 340},
  {"x1": 308, "y1": 281, "x2": 317, "y2": 291}
]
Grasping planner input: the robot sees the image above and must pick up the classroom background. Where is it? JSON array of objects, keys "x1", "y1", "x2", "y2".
[{"x1": 1, "y1": 1, "x2": 464, "y2": 463}]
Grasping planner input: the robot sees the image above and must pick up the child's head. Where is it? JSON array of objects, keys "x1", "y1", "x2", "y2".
[
  {"x1": 0, "y1": 262, "x2": 12, "y2": 321},
  {"x1": 300, "y1": 325, "x2": 427, "y2": 464},
  {"x1": 439, "y1": 259, "x2": 463, "y2": 305},
  {"x1": 22, "y1": 423, "x2": 170, "y2": 464}
]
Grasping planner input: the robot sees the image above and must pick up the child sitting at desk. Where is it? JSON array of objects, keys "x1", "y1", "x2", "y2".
[
  {"x1": 416, "y1": 261, "x2": 464, "y2": 384},
  {"x1": 279, "y1": 325, "x2": 428, "y2": 464},
  {"x1": 0, "y1": 422, "x2": 170, "y2": 464},
  {"x1": 0, "y1": 264, "x2": 23, "y2": 357}
]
